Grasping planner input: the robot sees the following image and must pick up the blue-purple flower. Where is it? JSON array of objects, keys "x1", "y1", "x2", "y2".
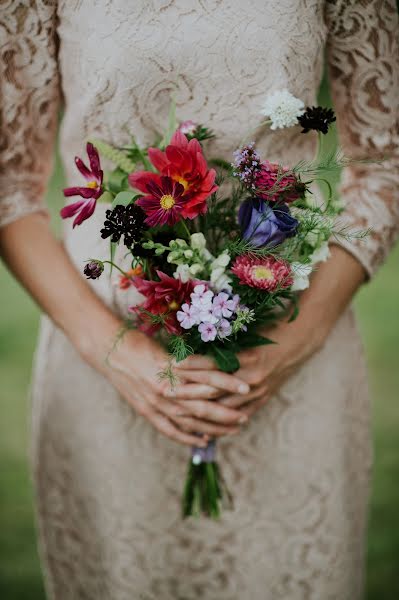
[{"x1": 238, "y1": 198, "x2": 298, "y2": 248}]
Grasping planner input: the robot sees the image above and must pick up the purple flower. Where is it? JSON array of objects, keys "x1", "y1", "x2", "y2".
[
  {"x1": 238, "y1": 198, "x2": 298, "y2": 248},
  {"x1": 176, "y1": 303, "x2": 199, "y2": 329},
  {"x1": 232, "y1": 143, "x2": 261, "y2": 189},
  {"x1": 199, "y1": 322, "x2": 217, "y2": 342},
  {"x1": 191, "y1": 284, "x2": 213, "y2": 307},
  {"x1": 212, "y1": 292, "x2": 236, "y2": 319},
  {"x1": 217, "y1": 319, "x2": 232, "y2": 338},
  {"x1": 61, "y1": 143, "x2": 103, "y2": 227},
  {"x1": 198, "y1": 305, "x2": 218, "y2": 325}
]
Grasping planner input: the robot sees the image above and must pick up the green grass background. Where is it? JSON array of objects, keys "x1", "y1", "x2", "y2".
[{"x1": 1, "y1": 83, "x2": 398, "y2": 598}]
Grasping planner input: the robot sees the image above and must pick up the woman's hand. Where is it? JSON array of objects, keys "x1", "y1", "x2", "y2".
[
  {"x1": 176, "y1": 246, "x2": 366, "y2": 420},
  {"x1": 90, "y1": 327, "x2": 250, "y2": 447},
  {"x1": 0, "y1": 214, "x2": 249, "y2": 447}
]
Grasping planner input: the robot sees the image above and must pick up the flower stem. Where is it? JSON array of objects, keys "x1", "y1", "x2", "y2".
[
  {"x1": 181, "y1": 220, "x2": 191, "y2": 241},
  {"x1": 101, "y1": 260, "x2": 128, "y2": 276}
]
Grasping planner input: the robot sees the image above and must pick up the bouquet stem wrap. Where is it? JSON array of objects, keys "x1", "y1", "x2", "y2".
[{"x1": 182, "y1": 439, "x2": 233, "y2": 518}]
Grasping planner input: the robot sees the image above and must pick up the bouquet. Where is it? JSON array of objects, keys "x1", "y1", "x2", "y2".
[{"x1": 61, "y1": 90, "x2": 364, "y2": 518}]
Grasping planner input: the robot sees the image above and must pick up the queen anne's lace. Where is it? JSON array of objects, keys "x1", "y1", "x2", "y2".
[{"x1": 0, "y1": 2, "x2": 398, "y2": 599}]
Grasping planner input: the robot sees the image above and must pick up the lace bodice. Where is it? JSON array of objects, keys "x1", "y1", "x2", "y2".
[{"x1": 0, "y1": 0, "x2": 398, "y2": 277}]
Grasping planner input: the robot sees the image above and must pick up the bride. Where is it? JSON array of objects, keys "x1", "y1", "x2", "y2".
[{"x1": 0, "y1": 2, "x2": 398, "y2": 598}]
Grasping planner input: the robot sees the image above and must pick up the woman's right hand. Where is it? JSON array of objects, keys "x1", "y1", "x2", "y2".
[{"x1": 89, "y1": 323, "x2": 250, "y2": 448}]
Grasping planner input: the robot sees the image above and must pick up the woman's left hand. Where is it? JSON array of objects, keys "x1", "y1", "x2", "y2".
[{"x1": 176, "y1": 246, "x2": 367, "y2": 423}]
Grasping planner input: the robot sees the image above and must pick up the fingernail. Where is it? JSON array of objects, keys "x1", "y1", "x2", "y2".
[
  {"x1": 238, "y1": 415, "x2": 248, "y2": 424},
  {"x1": 238, "y1": 383, "x2": 250, "y2": 395}
]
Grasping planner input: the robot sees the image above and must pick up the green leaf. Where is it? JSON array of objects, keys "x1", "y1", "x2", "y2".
[
  {"x1": 107, "y1": 168, "x2": 129, "y2": 194},
  {"x1": 109, "y1": 240, "x2": 117, "y2": 274},
  {"x1": 111, "y1": 191, "x2": 137, "y2": 209},
  {"x1": 238, "y1": 334, "x2": 276, "y2": 348},
  {"x1": 210, "y1": 346, "x2": 240, "y2": 373},
  {"x1": 97, "y1": 191, "x2": 114, "y2": 204}
]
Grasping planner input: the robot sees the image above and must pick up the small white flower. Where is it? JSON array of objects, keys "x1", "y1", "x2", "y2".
[
  {"x1": 310, "y1": 242, "x2": 330, "y2": 265},
  {"x1": 183, "y1": 249, "x2": 194, "y2": 259},
  {"x1": 190, "y1": 232, "x2": 207, "y2": 251},
  {"x1": 174, "y1": 264, "x2": 192, "y2": 282},
  {"x1": 211, "y1": 271, "x2": 233, "y2": 293},
  {"x1": 260, "y1": 89, "x2": 305, "y2": 130},
  {"x1": 189, "y1": 263, "x2": 203, "y2": 276},
  {"x1": 291, "y1": 262, "x2": 313, "y2": 291}
]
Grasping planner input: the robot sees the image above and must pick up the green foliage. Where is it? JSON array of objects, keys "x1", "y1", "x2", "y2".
[
  {"x1": 111, "y1": 190, "x2": 139, "y2": 208},
  {"x1": 168, "y1": 335, "x2": 194, "y2": 362},
  {"x1": 209, "y1": 346, "x2": 240, "y2": 373}
]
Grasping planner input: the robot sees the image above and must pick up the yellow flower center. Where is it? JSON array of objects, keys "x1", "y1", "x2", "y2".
[
  {"x1": 175, "y1": 176, "x2": 189, "y2": 191},
  {"x1": 169, "y1": 300, "x2": 179, "y2": 311},
  {"x1": 86, "y1": 180, "x2": 98, "y2": 189},
  {"x1": 160, "y1": 194, "x2": 175, "y2": 210},
  {"x1": 252, "y1": 266, "x2": 273, "y2": 281}
]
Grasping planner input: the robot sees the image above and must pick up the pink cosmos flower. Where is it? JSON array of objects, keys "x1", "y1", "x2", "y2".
[
  {"x1": 135, "y1": 175, "x2": 188, "y2": 227},
  {"x1": 61, "y1": 143, "x2": 103, "y2": 227},
  {"x1": 129, "y1": 130, "x2": 218, "y2": 219},
  {"x1": 231, "y1": 254, "x2": 293, "y2": 291},
  {"x1": 255, "y1": 161, "x2": 305, "y2": 204}
]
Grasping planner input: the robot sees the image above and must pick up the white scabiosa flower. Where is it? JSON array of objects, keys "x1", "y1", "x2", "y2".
[
  {"x1": 291, "y1": 262, "x2": 313, "y2": 291},
  {"x1": 260, "y1": 89, "x2": 305, "y2": 130}
]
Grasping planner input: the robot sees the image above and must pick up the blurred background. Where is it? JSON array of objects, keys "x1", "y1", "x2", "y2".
[{"x1": 0, "y1": 78, "x2": 398, "y2": 599}]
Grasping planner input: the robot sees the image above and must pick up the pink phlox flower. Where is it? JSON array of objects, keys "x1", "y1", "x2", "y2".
[
  {"x1": 176, "y1": 303, "x2": 200, "y2": 329},
  {"x1": 198, "y1": 322, "x2": 217, "y2": 343},
  {"x1": 212, "y1": 292, "x2": 236, "y2": 319},
  {"x1": 217, "y1": 319, "x2": 232, "y2": 339},
  {"x1": 190, "y1": 284, "x2": 213, "y2": 307}
]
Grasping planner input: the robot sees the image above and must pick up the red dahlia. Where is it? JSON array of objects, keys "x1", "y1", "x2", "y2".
[{"x1": 129, "y1": 270, "x2": 196, "y2": 335}]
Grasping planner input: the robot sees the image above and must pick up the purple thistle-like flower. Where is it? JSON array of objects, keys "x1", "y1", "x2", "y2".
[
  {"x1": 232, "y1": 142, "x2": 262, "y2": 189},
  {"x1": 198, "y1": 322, "x2": 217, "y2": 342}
]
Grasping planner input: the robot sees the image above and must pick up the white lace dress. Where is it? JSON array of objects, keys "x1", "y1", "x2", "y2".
[{"x1": 1, "y1": 2, "x2": 398, "y2": 599}]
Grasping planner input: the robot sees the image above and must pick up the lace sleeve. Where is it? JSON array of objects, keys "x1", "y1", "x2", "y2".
[
  {"x1": 325, "y1": 0, "x2": 399, "y2": 278},
  {"x1": 0, "y1": 1, "x2": 60, "y2": 228}
]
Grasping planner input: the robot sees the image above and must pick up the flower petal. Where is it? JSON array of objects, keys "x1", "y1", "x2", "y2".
[
  {"x1": 63, "y1": 186, "x2": 96, "y2": 199},
  {"x1": 72, "y1": 198, "x2": 97, "y2": 227},
  {"x1": 86, "y1": 143, "x2": 101, "y2": 177},
  {"x1": 129, "y1": 171, "x2": 162, "y2": 193},
  {"x1": 60, "y1": 199, "x2": 85, "y2": 219},
  {"x1": 148, "y1": 147, "x2": 170, "y2": 173},
  {"x1": 74, "y1": 157, "x2": 92, "y2": 180}
]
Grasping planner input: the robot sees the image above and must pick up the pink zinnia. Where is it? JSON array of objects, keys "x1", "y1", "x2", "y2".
[
  {"x1": 255, "y1": 161, "x2": 305, "y2": 204},
  {"x1": 129, "y1": 130, "x2": 218, "y2": 219},
  {"x1": 61, "y1": 143, "x2": 103, "y2": 227},
  {"x1": 231, "y1": 254, "x2": 293, "y2": 291}
]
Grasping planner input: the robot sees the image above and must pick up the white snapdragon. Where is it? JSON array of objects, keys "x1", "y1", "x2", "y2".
[
  {"x1": 260, "y1": 89, "x2": 304, "y2": 130},
  {"x1": 210, "y1": 252, "x2": 232, "y2": 292}
]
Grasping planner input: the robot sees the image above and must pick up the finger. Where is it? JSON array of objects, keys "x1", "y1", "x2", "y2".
[
  {"x1": 240, "y1": 395, "x2": 270, "y2": 418},
  {"x1": 148, "y1": 411, "x2": 209, "y2": 447},
  {"x1": 164, "y1": 383, "x2": 225, "y2": 400},
  {"x1": 219, "y1": 385, "x2": 267, "y2": 409},
  {"x1": 171, "y1": 415, "x2": 241, "y2": 438},
  {"x1": 169, "y1": 370, "x2": 250, "y2": 396},
  {"x1": 176, "y1": 399, "x2": 248, "y2": 426},
  {"x1": 174, "y1": 355, "x2": 216, "y2": 370}
]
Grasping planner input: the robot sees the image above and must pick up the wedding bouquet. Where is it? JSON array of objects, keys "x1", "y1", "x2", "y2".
[{"x1": 61, "y1": 90, "x2": 362, "y2": 518}]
